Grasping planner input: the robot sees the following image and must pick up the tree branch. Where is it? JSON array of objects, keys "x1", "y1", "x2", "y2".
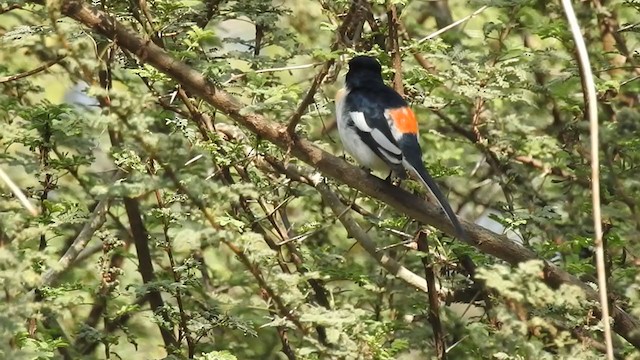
[
  {"x1": 0, "y1": 55, "x2": 66, "y2": 83},
  {"x1": 40, "y1": 193, "x2": 113, "y2": 287},
  {"x1": 417, "y1": 231, "x2": 447, "y2": 359},
  {"x1": 311, "y1": 175, "x2": 431, "y2": 293},
  {"x1": 123, "y1": 197, "x2": 178, "y2": 349},
  {"x1": 0, "y1": 166, "x2": 39, "y2": 216},
  {"x1": 387, "y1": 3, "x2": 404, "y2": 96}
]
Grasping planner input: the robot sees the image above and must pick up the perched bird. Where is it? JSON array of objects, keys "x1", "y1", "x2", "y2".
[{"x1": 335, "y1": 55, "x2": 465, "y2": 238}]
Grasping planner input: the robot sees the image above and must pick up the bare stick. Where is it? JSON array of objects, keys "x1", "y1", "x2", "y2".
[
  {"x1": 418, "y1": 6, "x2": 488, "y2": 44},
  {"x1": 286, "y1": 62, "x2": 332, "y2": 135},
  {"x1": 0, "y1": 167, "x2": 38, "y2": 216},
  {"x1": 561, "y1": 1, "x2": 613, "y2": 359}
]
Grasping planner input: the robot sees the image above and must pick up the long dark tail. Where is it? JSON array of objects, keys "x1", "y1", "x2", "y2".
[{"x1": 404, "y1": 159, "x2": 466, "y2": 239}]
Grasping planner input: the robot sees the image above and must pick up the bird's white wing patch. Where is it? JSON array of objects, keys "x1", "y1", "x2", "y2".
[
  {"x1": 371, "y1": 129, "x2": 402, "y2": 155},
  {"x1": 384, "y1": 110, "x2": 403, "y2": 139},
  {"x1": 378, "y1": 147, "x2": 402, "y2": 164},
  {"x1": 349, "y1": 111, "x2": 373, "y2": 132}
]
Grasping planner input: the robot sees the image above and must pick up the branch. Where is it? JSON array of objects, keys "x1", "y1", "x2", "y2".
[
  {"x1": 40, "y1": 194, "x2": 113, "y2": 287},
  {"x1": 42, "y1": 0, "x2": 640, "y2": 349},
  {"x1": 286, "y1": 0, "x2": 366, "y2": 135},
  {"x1": 561, "y1": 1, "x2": 613, "y2": 359},
  {"x1": 0, "y1": 55, "x2": 66, "y2": 83},
  {"x1": 311, "y1": 175, "x2": 430, "y2": 293},
  {"x1": 387, "y1": 3, "x2": 404, "y2": 96},
  {"x1": 123, "y1": 197, "x2": 178, "y2": 348},
  {"x1": 417, "y1": 5, "x2": 488, "y2": 44},
  {"x1": 417, "y1": 231, "x2": 447, "y2": 359},
  {"x1": 286, "y1": 61, "x2": 332, "y2": 135},
  {"x1": 0, "y1": 4, "x2": 22, "y2": 14}
]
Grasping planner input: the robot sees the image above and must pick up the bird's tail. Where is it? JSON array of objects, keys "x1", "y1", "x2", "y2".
[{"x1": 404, "y1": 160, "x2": 466, "y2": 239}]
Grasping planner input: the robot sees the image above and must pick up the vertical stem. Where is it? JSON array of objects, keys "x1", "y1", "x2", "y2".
[
  {"x1": 152, "y1": 180, "x2": 196, "y2": 357},
  {"x1": 123, "y1": 197, "x2": 178, "y2": 349},
  {"x1": 416, "y1": 231, "x2": 446, "y2": 359},
  {"x1": 387, "y1": 3, "x2": 404, "y2": 96},
  {"x1": 38, "y1": 115, "x2": 53, "y2": 250},
  {"x1": 561, "y1": 1, "x2": 613, "y2": 359}
]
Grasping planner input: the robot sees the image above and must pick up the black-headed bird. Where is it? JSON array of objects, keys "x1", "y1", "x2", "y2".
[{"x1": 335, "y1": 55, "x2": 465, "y2": 238}]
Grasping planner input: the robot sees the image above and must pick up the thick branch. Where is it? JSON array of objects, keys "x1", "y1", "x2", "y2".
[{"x1": 44, "y1": 0, "x2": 640, "y2": 348}]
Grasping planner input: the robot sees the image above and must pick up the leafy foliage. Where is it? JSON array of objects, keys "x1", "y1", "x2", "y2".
[{"x1": 1, "y1": 0, "x2": 640, "y2": 359}]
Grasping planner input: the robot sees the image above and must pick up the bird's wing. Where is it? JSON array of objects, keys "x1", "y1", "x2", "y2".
[{"x1": 344, "y1": 90, "x2": 403, "y2": 165}]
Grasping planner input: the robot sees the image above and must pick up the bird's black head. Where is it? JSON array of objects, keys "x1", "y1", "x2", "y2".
[{"x1": 345, "y1": 55, "x2": 384, "y2": 89}]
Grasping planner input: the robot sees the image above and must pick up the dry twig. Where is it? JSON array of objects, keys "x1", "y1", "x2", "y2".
[{"x1": 0, "y1": 167, "x2": 38, "y2": 216}]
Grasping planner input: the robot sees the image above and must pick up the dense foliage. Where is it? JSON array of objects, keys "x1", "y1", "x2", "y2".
[{"x1": 1, "y1": 0, "x2": 640, "y2": 358}]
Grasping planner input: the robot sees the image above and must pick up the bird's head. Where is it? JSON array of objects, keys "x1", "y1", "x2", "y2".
[{"x1": 345, "y1": 55, "x2": 384, "y2": 89}]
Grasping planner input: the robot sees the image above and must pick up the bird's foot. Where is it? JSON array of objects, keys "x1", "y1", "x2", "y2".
[
  {"x1": 359, "y1": 166, "x2": 372, "y2": 174},
  {"x1": 385, "y1": 170, "x2": 405, "y2": 186}
]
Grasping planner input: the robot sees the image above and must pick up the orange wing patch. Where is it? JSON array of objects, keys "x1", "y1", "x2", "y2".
[{"x1": 388, "y1": 107, "x2": 418, "y2": 134}]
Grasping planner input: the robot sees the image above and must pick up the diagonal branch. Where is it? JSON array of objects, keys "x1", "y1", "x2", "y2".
[
  {"x1": 286, "y1": 0, "x2": 368, "y2": 135},
  {"x1": 40, "y1": 192, "x2": 115, "y2": 287},
  {"x1": 0, "y1": 166, "x2": 39, "y2": 216},
  {"x1": 311, "y1": 176, "x2": 430, "y2": 293},
  {"x1": 40, "y1": 0, "x2": 640, "y2": 349},
  {"x1": 286, "y1": 62, "x2": 332, "y2": 135},
  {"x1": 0, "y1": 55, "x2": 66, "y2": 83}
]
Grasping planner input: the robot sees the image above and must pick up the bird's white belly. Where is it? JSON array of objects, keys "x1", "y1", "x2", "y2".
[
  {"x1": 336, "y1": 103, "x2": 390, "y2": 174},
  {"x1": 340, "y1": 125, "x2": 390, "y2": 172}
]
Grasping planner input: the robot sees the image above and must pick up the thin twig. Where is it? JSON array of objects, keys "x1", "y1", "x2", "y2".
[
  {"x1": 0, "y1": 55, "x2": 66, "y2": 83},
  {"x1": 561, "y1": 1, "x2": 613, "y2": 359},
  {"x1": 416, "y1": 231, "x2": 447, "y2": 359},
  {"x1": 222, "y1": 63, "x2": 323, "y2": 85},
  {"x1": 418, "y1": 6, "x2": 488, "y2": 44},
  {"x1": 0, "y1": 4, "x2": 22, "y2": 14},
  {"x1": 617, "y1": 22, "x2": 640, "y2": 33},
  {"x1": 286, "y1": 61, "x2": 333, "y2": 135},
  {"x1": 311, "y1": 175, "x2": 431, "y2": 293},
  {"x1": 0, "y1": 167, "x2": 38, "y2": 216},
  {"x1": 285, "y1": 1, "x2": 365, "y2": 135},
  {"x1": 256, "y1": 63, "x2": 322, "y2": 74},
  {"x1": 40, "y1": 195, "x2": 113, "y2": 286}
]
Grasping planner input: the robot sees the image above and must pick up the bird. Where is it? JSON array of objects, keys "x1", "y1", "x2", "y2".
[{"x1": 335, "y1": 55, "x2": 465, "y2": 239}]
